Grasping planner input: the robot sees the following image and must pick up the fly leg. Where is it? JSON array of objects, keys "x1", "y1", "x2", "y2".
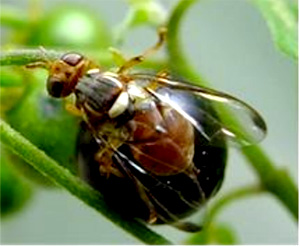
[
  {"x1": 146, "y1": 68, "x2": 170, "y2": 91},
  {"x1": 95, "y1": 138, "x2": 125, "y2": 178},
  {"x1": 64, "y1": 100, "x2": 84, "y2": 117},
  {"x1": 25, "y1": 61, "x2": 48, "y2": 69},
  {"x1": 135, "y1": 181, "x2": 158, "y2": 224},
  {"x1": 117, "y1": 27, "x2": 167, "y2": 76},
  {"x1": 172, "y1": 221, "x2": 202, "y2": 232},
  {"x1": 96, "y1": 147, "x2": 124, "y2": 178}
]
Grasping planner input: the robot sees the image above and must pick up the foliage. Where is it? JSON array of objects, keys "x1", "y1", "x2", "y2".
[{"x1": 252, "y1": 0, "x2": 298, "y2": 60}]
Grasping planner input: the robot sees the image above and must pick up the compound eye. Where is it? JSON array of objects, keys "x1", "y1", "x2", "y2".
[
  {"x1": 61, "y1": 53, "x2": 83, "y2": 66},
  {"x1": 47, "y1": 77, "x2": 65, "y2": 98}
]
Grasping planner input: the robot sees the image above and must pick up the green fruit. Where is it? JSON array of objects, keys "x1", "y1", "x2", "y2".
[
  {"x1": 29, "y1": 5, "x2": 111, "y2": 49},
  {"x1": 5, "y1": 70, "x2": 80, "y2": 178}
]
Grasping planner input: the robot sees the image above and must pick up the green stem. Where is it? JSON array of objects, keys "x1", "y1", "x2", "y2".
[
  {"x1": 241, "y1": 146, "x2": 298, "y2": 219},
  {"x1": 166, "y1": 0, "x2": 298, "y2": 220},
  {"x1": 0, "y1": 49, "x2": 63, "y2": 66},
  {"x1": 206, "y1": 185, "x2": 263, "y2": 224},
  {"x1": 166, "y1": 0, "x2": 207, "y2": 83},
  {"x1": 0, "y1": 119, "x2": 172, "y2": 245},
  {"x1": 0, "y1": 49, "x2": 166, "y2": 70}
]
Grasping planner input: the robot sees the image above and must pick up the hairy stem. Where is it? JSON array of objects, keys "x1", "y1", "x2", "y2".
[
  {"x1": 0, "y1": 49, "x2": 63, "y2": 66},
  {"x1": 0, "y1": 49, "x2": 166, "y2": 71}
]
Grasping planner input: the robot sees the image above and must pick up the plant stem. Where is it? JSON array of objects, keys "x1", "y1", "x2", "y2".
[
  {"x1": 0, "y1": 49, "x2": 167, "y2": 71},
  {"x1": 0, "y1": 49, "x2": 62, "y2": 66},
  {"x1": 0, "y1": 119, "x2": 172, "y2": 245},
  {"x1": 166, "y1": 0, "x2": 207, "y2": 83},
  {"x1": 166, "y1": 0, "x2": 298, "y2": 220},
  {"x1": 206, "y1": 185, "x2": 263, "y2": 224},
  {"x1": 241, "y1": 146, "x2": 298, "y2": 219}
]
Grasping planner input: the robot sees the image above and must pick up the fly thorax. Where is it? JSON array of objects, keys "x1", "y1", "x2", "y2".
[
  {"x1": 75, "y1": 71, "x2": 123, "y2": 117},
  {"x1": 75, "y1": 71, "x2": 134, "y2": 140}
]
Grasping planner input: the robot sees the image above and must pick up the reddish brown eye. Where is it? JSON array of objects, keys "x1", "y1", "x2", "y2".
[{"x1": 61, "y1": 53, "x2": 83, "y2": 66}]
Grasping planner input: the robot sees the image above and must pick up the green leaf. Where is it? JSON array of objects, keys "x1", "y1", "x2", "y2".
[
  {"x1": 252, "y1": 0, "x2": 298, "y2": 60},
  {"x1": 126, "y1": 0, "x2": 167, "y2": 27}
]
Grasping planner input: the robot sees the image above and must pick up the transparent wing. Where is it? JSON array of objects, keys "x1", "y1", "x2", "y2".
[
  {"x1": 112, "y1": 146, "x2": 205, "y2": 224},
  {"x1": 131, "y1": 74, "x2": 267, "y2": 147}
]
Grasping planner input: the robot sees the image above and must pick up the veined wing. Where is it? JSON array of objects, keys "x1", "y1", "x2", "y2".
[{"x1": 131, "y1": 74, "x2": 267, "y2": 147}]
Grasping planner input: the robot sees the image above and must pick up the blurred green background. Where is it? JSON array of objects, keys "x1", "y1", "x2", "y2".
[{"x1": 0, "y1": 0, "x2": 297, "y2": 244}]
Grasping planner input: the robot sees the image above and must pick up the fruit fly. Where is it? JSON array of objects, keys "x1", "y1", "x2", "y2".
[{"x1": 37, "y1": 28, "x2": 266, "y2": 232}]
